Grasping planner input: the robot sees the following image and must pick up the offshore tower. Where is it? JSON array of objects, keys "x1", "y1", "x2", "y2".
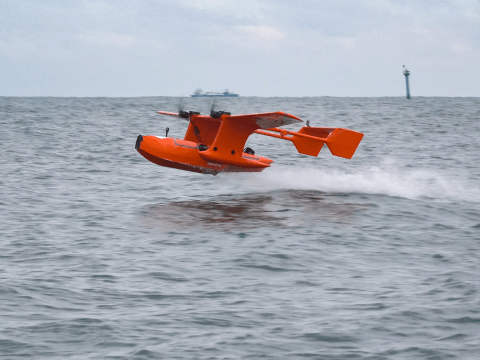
[{"x1": 403, "y1": 65, "x2": 411, "y2": 99}]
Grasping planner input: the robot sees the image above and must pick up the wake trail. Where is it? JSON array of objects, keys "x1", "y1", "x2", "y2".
[{"x1": 248, "y1": 166, "x2": 480, "y2": 203}]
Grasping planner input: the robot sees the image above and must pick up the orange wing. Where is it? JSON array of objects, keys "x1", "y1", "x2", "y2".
[
  {"x1": 198, "y1": 112, "x2": 302, "y2": 168},
  {"x1": 212, "y1": 111, "x2": 302, "y2": 151}
]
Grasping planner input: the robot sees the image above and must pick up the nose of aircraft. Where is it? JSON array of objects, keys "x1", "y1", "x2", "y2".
[{"x1": 135, "y1": 135, "x2": 143, "y2": 150}]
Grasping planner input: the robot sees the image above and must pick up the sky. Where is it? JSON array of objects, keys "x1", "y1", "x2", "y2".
[{"x1": 0, "y1": 0, "x2": 479, "y2": 97}]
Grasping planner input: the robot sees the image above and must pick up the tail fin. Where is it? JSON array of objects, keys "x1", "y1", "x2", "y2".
[
  {"x1": 325, "y1": 128, "x2": 364, "y2": 159},
  {"x1": 291, "y1": 127, "x2": 363, "y2": 159},
  {"x1": 291, "y1": 136, "x2": 325, "y2": 156},
  {"x1": 290, "y1": 126, "x2": 331, "y2": 157}
]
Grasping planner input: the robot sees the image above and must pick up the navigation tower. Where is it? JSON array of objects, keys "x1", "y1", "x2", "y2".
[{"x1": 403, "y1": 65, "x2": 411, "y2": 99}]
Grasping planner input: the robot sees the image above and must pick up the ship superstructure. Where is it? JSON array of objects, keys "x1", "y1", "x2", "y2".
[{"x1": 191, "y1": 89, "x2": 239, "y2": 97}]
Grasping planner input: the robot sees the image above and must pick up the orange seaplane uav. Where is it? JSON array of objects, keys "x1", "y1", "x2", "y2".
[{"x1": 135, "y1": 108, "x2": 364, "y2": 175}]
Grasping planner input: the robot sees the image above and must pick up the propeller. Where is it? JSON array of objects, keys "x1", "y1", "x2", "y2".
[
  {"x1": 177, "y1": 98, "x2": 192, "y2": 119},
  {"x1": 209, "y1": 97, "x2": 216, "y2": 116},
  {"x1": 157, "y1": 98, "x2": 200, "y2": 120},
  {"x1": 209, "y1": 98, "x2": 231, "y2": 118}
]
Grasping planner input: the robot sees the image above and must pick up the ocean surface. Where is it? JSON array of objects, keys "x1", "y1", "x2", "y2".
[{"x1": 1, "y1": 96, "x2": 480, "y2": 359}]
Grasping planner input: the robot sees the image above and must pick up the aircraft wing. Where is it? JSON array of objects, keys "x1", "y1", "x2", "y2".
[
  {"x1": 228, "y1": 112, "x2": 303, "y2": 129},
  {"x1": 210, "y1": 112, "x2": 303, "y2": 156},
  {"x1": 197, "y1": 112, "x2": 303, "y2": 168}
]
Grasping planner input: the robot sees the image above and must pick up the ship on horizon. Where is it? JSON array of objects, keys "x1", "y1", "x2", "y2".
[{"x1": 191, "y1": 89, "x2": 239, "y2": 97}]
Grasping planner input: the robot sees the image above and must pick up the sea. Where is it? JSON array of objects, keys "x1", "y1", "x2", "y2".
[{"x1": 1, "y1": 96, "x2": 480, "y2": 359}]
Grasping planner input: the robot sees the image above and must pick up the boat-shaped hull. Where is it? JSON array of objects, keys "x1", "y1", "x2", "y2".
[{"x1": 135, "y1": 135, "x2": 272, "y2": 175}]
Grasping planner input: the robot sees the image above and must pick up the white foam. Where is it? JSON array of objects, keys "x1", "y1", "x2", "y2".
[{"x1": 245, "y1": 165, "x2": 480, "y2": 203}]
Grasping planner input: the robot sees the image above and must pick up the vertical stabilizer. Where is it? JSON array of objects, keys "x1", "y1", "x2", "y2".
[{"x1": 325, "y1": 128, "x2": 364, "y2": 159}]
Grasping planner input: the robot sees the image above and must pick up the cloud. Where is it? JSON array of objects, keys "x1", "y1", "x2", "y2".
[
  {"x1": 1, "y1": 0, "x2": 479, "y2": 96},
  {"x1": 175, "y1": 0, "x2": 229, "y2": 11},
  {"x1": 76, "y1": 32, "x2": 138, "y2": 48},
  {"x1": 238, "y1": 25, "x2": 284, "y2": 42},
  {"x1": 334, "y1": 37, "x2": 357, "y2": 49}
]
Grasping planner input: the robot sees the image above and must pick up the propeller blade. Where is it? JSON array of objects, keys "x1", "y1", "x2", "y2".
[
  {"x1": 178, "y1": 98, "x2": 184, "y2": 114},
  {"x1": 158, "y1": 97, "x2": 200, "y2": 120},
  {"x1": 211, "y1": 97, "x2": 216, "y2": 112}
]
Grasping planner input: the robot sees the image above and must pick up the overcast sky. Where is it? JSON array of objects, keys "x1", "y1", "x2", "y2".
[{"x1": 1, "y1": 0, "x2": 479, "y2": 97}]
